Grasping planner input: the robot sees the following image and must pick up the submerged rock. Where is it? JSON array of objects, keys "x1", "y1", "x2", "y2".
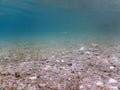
[
  {"x1": 80, "y1": 46, "x2": 85, "y2": 51},
  {"x1": 96, "y1": 81, "x2": 104, "y2": 89},
  {"x1": 109, "y1": 78, "x2": 118, "y2": 84},
  {"x1": 109, "y1": 56, "x2": 119, "y2": 65},
  {"x1": 110, "y1": 66, "x2": 115, "y2": 70},
  {"x1": 29, "y1": 76, "x2": 37, "y2": 80},
  {"x1": 91, "y1": 43, "x2": 99, "y2": 47},
  {"x1": 68, "y1": 63, "x2": 72, "y2": 66},
  {"x1": 109, "y1": 86, "x2": 118, "y2": 90}
]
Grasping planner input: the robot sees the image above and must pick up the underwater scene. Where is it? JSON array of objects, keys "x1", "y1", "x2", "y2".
[{"x1": 0, "y1": 0, "x2": 120, "y2": 89}]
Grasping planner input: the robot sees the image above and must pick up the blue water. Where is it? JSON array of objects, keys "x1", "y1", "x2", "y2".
[{"x1": 0, "y1": 1, "x2": 120, "y2": 44}]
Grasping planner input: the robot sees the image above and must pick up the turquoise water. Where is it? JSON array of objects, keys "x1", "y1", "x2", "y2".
[{"x1": 0, "y1": 1, "x2": 120, "y2": 45}]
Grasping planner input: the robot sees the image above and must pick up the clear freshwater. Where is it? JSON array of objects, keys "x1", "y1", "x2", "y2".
[{"x1": 0, "y1": 0, "x2": 120, "y2": 46}]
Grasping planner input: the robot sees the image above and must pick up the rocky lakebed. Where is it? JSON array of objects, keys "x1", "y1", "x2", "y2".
[{"x1": 0, "y1": 42, "x2": 119, "y2": 90}]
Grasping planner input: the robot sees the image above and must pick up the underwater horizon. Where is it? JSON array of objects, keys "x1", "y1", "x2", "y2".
[{"x1": 0, "y1": 0, "x2": 120, "y2": 45}]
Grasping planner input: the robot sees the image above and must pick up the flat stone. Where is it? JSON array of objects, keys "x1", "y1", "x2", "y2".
[{"x1": 109, "y1": 78, "x2": 118, "y2": 84}]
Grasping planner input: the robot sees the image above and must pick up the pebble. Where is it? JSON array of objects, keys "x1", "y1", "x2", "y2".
[
  {"x1": 96, "y1": 81, "x2": 104, "y2": 89},
  {"x1": 68, "y1": 77, "x2": 72, "y2": 80},
  {"x1": 3, "y1": 56, "x2": 9, "y2": 60},
  {"x1": 102, "y1": 58, "x2": 109, "y2": 65},
  {"x1": 44, "y1": 65, "x2": 51, "y2": 70},
  {"x1": 68, "y1": 63, "x2": 72, "y2": 66},
  {"x1": 29, "y1": 76, "x2": 37, "y2": 80},
  {"x1": 61, "y1": 59, "x2": 64, "y2": 62},
  {"x1": 117, "y1": 84, "x2": 120, "y2": 89},
  {"x1": 109, "y1": 56, "x2": 119, "y2": 65},
  {"x1": 61, "y1": 51, "x2": 65, "y2": 55},
  {"x1": 109, "y1": 86, "x2": 118, "y2": 90},
  {"x1": 52, "y1": 56, "x2": 55, "y2": 58},
  {"x1": 110, "y1": 66, "x2": 115, "y2": 70},
  {"x1": 79, "y1": 85, "x2": 84, "y2": 89},
  {"x1": 91, "y1": 43, "x2": 98, "y2": 47},
  {"x1": 39, "y1": 83, "x2": 46, "y2": 87},
  {"x1": 15, "y1": 72, "x2": 21, "y2": 78},
  {"x1": 109, "y1": 78, "x2": 118, "y2": 84},
  {"x1": 0, "y1": 70, "x2": 9, "y2": 75},
  {"x1": 80, "y1": 47, "x2": 85, "y2": 51},
  {"x1": 56, "y1": 60, "x2": 60, "y2": 62},
  {"x1": 85, "y1": 51, "x2": 91, "y2": 55}
]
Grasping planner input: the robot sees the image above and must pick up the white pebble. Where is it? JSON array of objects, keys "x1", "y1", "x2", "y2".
[
  {"x1": 61, "y1": 59, "x2": 64, "y2": 62},
  {"x1": 79, "y1": 85, "x2": 84, "y2": 89},
  {"x1": 85, "y1": 51, "x2": 91, "y2": 55},
  {"x1": 109, "y1": 78, "x2": 118, "y2": 84},
  {"x1": 68, "y1": 77, "x2": 71, "y2": 80},
  {"x1": 96, "y1": 81, "x2": 104, "y2": 88},
  {"x1": 110, "y1": 66, "x2": 115, "y2": 70},
  {"x1": 80, "y1": 47, "x2": 85, "y2": 51},
  {"x1": 56, "y1": 60, "x2": 60, "y2": 62},
  {"x1": 78, "y1": 72, "x2": 81, "y2": 75},
  {"x1": 29, "y1": 76, "x2": 37, "y2": 80}
]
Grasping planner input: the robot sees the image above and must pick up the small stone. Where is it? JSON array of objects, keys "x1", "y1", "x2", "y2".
[
  {"x1": 0, "y1": 70, "x2": 10, "y2": 75},
  {"x1": 52, "y1": 56, "x2": 55, "y2": 58},
  {"x1": 61, "y1": 51, "x2": 65, "y2": 55},
  {"x1": 109, "y1": 86, "x2": 118, "y2": 90},
  {"x1": 118, "y1": 84, "x2": 120, "y2": 89},
  {"x1": 91, "y1": 43, "x2": 98, "y2": 47},
  {"x1": 27, "y1": 86, "x2": 36, "y2": 90},
  {"x1": 109, "y1": 78, "x2": 118, "y2": 84},
  {"x1": 56, "y1": 60, "x2": 60, "y2": 62},
  {"x1": 88, "y1": 84, "x2": 92, "y2": 87},
  {"x1": 44, "y1": 65, "x2": 51, "y2": 70},
  {"x1": 109, "y1": 56, "x2": 119, "y2": 65},
  {"x1": 71, "y1": 71, "x2": 75, "y2": 73},
  {"x1": 102, "y1": 58, "x2": 109, "y2": 65},
  {"x1": 78, "y1": 72, "x2": 81, "y2": 75},
  {"x1": 15, "y1": 72, "x2": 21, "y2": 78},
  {"x1": 61, "y1": 59, "x2": 64, "y2": 62},
  {"x1": 39, "y1": 83, "x2": 46, "y2": 87},
  {"x1": 3, "y1": 56, "x2": 9, "y2": 60},
  {"x1": 110, "y1": 66, "x2": 115, "y2": 70},
  {"x1": 80, "y1": 47, "x2": 85, "y2": 51},
  {"x1": 85, "y1": 51, "x2": 91, "y2": 55},
  {"x1": 79, "y1": 85, "x2": 84, "y2": 89},
  {"x1": 68, "y1": 63, "x2": 72, "y2": 66},
  {"x1": 68, "y1": 77, "x2": 72, "y2": 80},
  {"x1": 96, "y1": 81, "x2": 104, "y2": 89},
  {"x1": 29, "y1": 76, "x2": 37, "y2": 80}
]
